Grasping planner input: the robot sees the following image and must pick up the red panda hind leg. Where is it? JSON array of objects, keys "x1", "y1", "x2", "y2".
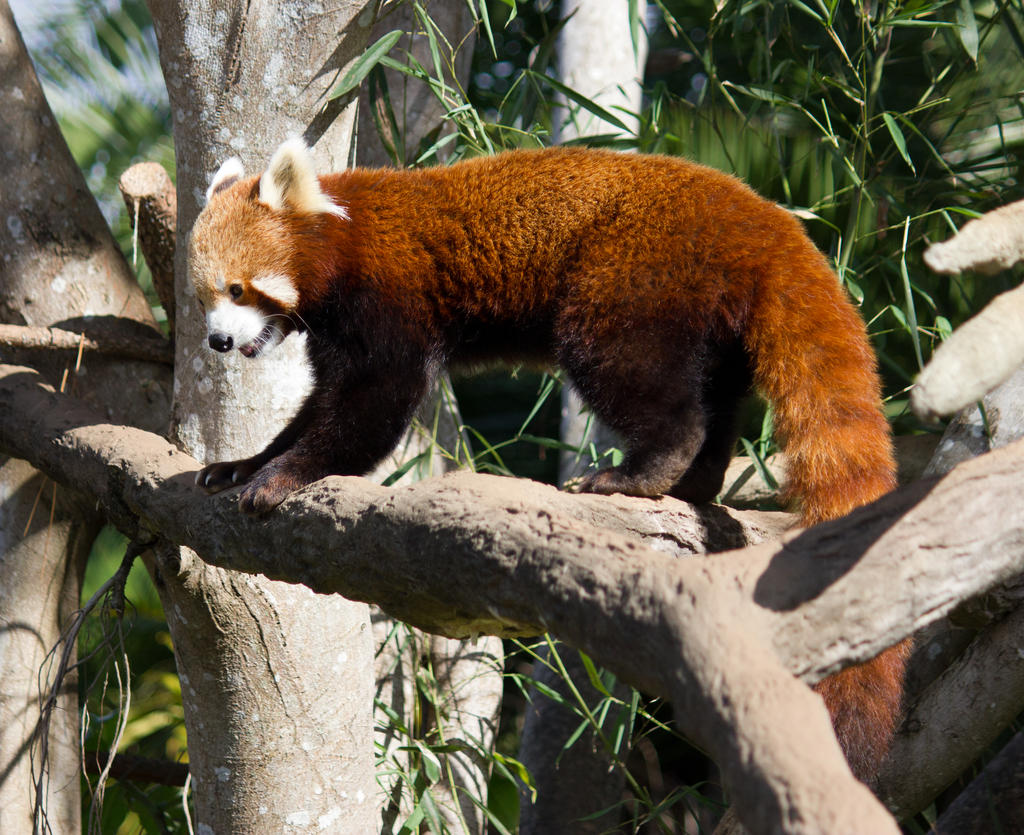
[
  {"x1": 669, "y1": 345, "x2": 752, "y2": 503},
  {"x1": 570, "y1": 332, "x2": 751, "y2": 503},
  {"x1": 570, "y1": 375, "x2": 711, "y2": 498}
]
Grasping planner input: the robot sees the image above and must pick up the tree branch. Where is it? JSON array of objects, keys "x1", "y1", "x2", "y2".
[
  {"x1": 924, "y1": 197, "x2": 1024, "y2": 276},
  {"x1": 118, "y1": 162, "x2": 177, "y2": 334},
  {"x1": 879, "y1": 601, "x2": 1024, "y2": 818},
  {"x1": 3, "y1": 363, "x2": 1024, "y2": 832},
  {"x1": 913, "y1": 199, "x2": 1024, "y2": 421},
  {"x1": 932, "y1": 731, "x2": 1024, "y2": 834},
  {"x1": 0, "y1": 323, "x2": 173, "y2": 365},
  {"x1": 911, "y1": 282, "x2": 1024, "y2": 421},
  {"x1": 83, "y1": 750, "x2": 188, "y2": 788}
]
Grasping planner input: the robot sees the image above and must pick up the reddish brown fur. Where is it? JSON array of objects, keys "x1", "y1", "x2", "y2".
[{"x1": 192, "y1": 146, "x2": 906, "y2": 782}]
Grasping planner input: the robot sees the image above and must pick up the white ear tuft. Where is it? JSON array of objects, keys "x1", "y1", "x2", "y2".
[
  {"x1": 207, "y1": 157, "x2": 245, "y2": 202},
  {"x1": 259, "y1": 138, "x2": 349, "y2": 219}
]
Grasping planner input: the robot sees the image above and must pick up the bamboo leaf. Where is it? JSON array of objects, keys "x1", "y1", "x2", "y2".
[
  {"x1": 724, "y1": 81, "x2": 790, "y2": 105},
  {"x1": 328, "y1": 30, "x2": 404, "y2": 99},
  {"x1": 478, "y1": 0, "x2": 498, "y2": 57},
  {"x1": 578, "y1": 651, "x2": 612, "y2": 698},
  {"x1": 955, "y1": 0, "x2": 979, "y2": 62},
  {"x1": 381, "y1": 450, "x2": 429, "y2": 486},
  {"x1": 365, "y1": 64, "x2": 402, "y2": 166},
  {"x1": 899, "y1": 217, "x2": 924, "y2": 370},
  {"x1": 739, "y1": 438, "x2": 780, "y2": 490},
  {"x1": 493, "y1": 752, "x2": 535, "y2": 799},
  {"x1": 628, "y1": 0, "x2": 642, "y2": 59},
  {"x1": 788, "y1": 0, "x2": 825, "y2": 24},
  {"x1": 882, "y1": 112, "x2": 915, "y2": 173},
  {"x1": 525, "y1": 70, "x2": 630, "y2": 132},
  {"x1": 888, "y1": 304, "x2": 909, "y2": 333},
  {"x1": 412, "y1": 3, "x2": 444, "y2": 83},
  {"x1": 516, "y1": 374, "x2": 558, "y2": 435},
  {"x1": 413, "y1": 740, "x2": 442, "y2": 783},
  {"x1": 562, "y1": 718, "x2": 590, "y2": 752}
]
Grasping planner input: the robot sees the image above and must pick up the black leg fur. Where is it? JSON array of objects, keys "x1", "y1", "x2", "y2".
[
  {"x1": 235, "y1": 363, "x2": 432, "y2": 514},
  {"x1": 561, "y1": 329, "x2": 713, "y2": 497},
  {"x1": 670, "y1": 341, "x2": 752, "y2": 503}
]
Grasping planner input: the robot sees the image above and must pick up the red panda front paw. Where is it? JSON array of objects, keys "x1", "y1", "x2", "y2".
[{"x1": 195, "y1": 458, "x2": 262, "y2": 493}]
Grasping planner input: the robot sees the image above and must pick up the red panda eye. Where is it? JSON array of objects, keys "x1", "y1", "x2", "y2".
[{"x1": 229, "y1": 284, "x2": 243, "y2": 299}]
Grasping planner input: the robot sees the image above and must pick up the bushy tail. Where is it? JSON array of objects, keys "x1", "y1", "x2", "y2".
[
  {"x1": 746, "y1": 243, "x2": 907, "y2": 783},
  {"x1": 746, "y1": 250, "x2": 896, "y2": 524},
  {"x1": 816, "y1": 638, "x2": 912, "y2": 784}
]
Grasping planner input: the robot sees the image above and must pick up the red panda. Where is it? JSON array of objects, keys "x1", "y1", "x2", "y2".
[{"x1": 189, "y1": 139, "x2": 907, "y2": 783}]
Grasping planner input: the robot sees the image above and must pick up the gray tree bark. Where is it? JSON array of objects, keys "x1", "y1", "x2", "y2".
[
  {"x1": 0, "y1": 4, "x2": 171, "y2": 832},
  {"x1": 875, "y1": 223, "x2": 1024, "y2": 822},
  {"x1": 878, "y1": 360, "x2": 1024, "y2": 820},
  {"x1": 932, "y1": 731, "x2": 1024, "y2": 834},
  {"x1": 145, "y1": 2, "x2": 377, "y2": 830}
]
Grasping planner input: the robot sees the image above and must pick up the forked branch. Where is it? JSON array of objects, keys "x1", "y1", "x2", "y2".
[{"x1": 2, "y1": 363, "x2": 1023, "y2": 833}]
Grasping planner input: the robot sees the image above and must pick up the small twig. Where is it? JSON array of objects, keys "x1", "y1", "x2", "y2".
[
  {"x1": 107, "y1": 540, "x2": 148, "y2": 618},
  {"x1": 183, "y1": 771, "x2": 194, "y2": 835},
  {"x1": 33, "y1": 538, "x2": 154, "y2": 832}
]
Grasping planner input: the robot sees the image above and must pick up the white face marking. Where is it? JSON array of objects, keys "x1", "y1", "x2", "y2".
[
  {"x1": 206, "y1": 299, "x2": 264, "y2": 345},
  {"x1": 251, "y1": 272, "x2": 299, "y2": 308},
  {"x1": 214, "y1": 274, "x2": 226, "y2": 293},
  {"x1": 205, "y1": 299, "x2": 284, "y2": 357}
]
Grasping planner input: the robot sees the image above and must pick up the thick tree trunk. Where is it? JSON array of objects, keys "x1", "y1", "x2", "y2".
[
  {"x1": 146, "y1": 2, "x2": 377, "y2": 830},
  {"x1": 0, "y1": 4, "x2": 170, "y2": 832},
  {"x1": 0, "y1": 459, "x2": 95, "y2": 835}
]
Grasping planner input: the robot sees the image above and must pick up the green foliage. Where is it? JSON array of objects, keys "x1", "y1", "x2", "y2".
[
  {"x1": 25, "y1": 0, "x2": 174, "y2": 209},
  {"x1": 79, "y1": 528, "x2": 186, "y2": 834},
  {"x1": 643, "y1": 0, "x2": 1024, "y2": 421},
  {"x1": 374, "y1": 622, "x2": 524, "y2": 833}
]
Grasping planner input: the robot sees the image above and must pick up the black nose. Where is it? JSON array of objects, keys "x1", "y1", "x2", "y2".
[{"x1": 209, "y1": 333, "x2": 233, "y2": 352}]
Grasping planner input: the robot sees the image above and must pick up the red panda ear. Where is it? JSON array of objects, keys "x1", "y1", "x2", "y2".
[
  {"x1": 206, "y1": 157, "x2": 244, "y2": 202},
  {"x1": 259, "y1": 139, "x2": 348, "y2": 219}
]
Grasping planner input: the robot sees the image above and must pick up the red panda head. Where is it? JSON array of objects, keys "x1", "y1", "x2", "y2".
[{"x1": 188, "y1": 139, "x2": 348, "y2": 357}]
